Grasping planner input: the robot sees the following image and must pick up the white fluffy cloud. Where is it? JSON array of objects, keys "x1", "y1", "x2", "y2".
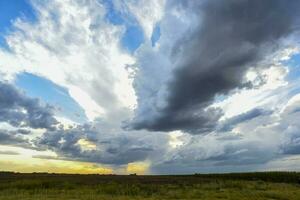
[
  {"x1": 1, "y1": 0, "x2": 300, "y2": 174},
  {"x1": 0, "y1": 0, "x2": 136, "y2": 121},
  {"x1": 128, "y1": 1, "x2": 199, "y2": 128},
  {"x1": 125, "y1": 0, "x2": 166, "y2": 39},
  {"x1": 0, "y1": 0, "x2": 172, "y2": 170}
]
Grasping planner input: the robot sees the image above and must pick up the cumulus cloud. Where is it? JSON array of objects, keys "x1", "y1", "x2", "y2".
[
  {"x1": 218, "y1": 108, "x2": 273, "y2": 132},
  {"x1": 35, "y1": 123, "x2": 169, "y2": 165},
  {"x1": 0, "y1": 130, "x2": 31, "y2": 148},
  {"x1": 279, "y1": 94, "x2": 300, "y2": 155},
  {"x1": 125, "y1": 0, "x2": 166, "y2": 39},
  {"x1": 0, "y1": 150, "x2": 20, "y2": 155},
  {"x1": 1, "y1": 0, "x2": 300, "y2": 174},
  {"x1": 130, "y1": 0, "x2": 300, "y2": 134},
  {"x1": 150, "y1": 88, "x2": 300, "y2": 174},
  {"x1": 0, "y1": 0, "x2": 168, "y2": 169},
  {"x1": 0, "y1": 81, "x2": 58, "y2": 130},
  {"x1": 0, "y1": 0, "x2": 136, "y2": 122}
]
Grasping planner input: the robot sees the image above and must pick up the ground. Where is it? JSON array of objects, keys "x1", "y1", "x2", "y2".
[{"x1": 0, "y1": 172, "x2": 299, "y2": 200}]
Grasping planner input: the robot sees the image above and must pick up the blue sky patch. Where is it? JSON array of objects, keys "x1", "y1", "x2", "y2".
[
  {"x1": 0, "y1": 0, "x2": 36, "y2": 50},
  {"x1": 15, "y1": 73, "x2": 88, "y2": 123},
  {"x1": 122, "y1": 25, "x2": 144, "y2": 53},
  {"x1": 103, "y1": 0, "x2": 124, "y2": 25},
  {"x1": 285, "y1": 54, "x2": 300, "y2": 81},
  {"x1": 102, "y1": 0, "x2": 145, "y2": 53}
]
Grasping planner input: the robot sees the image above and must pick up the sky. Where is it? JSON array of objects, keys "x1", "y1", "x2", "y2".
[{"x1": 0, "y1": 0, "x2": 300, "y2": 175}]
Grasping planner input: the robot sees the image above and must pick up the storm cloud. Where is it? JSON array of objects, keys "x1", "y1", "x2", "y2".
[
  {"x1": 35, "y1": 124, "x2": 168, "y2": 165},
  {"x1": 1, "y1": 0, "x2": 300, "y2": 174},
  {"x1": 130, "y1": 0, "x2": 300, "y2": 134},
  {"x1": 218, "y1": 108, "x2": 273, "y2": 132},
  {"x1": 0, "y1": 130, "x2": 31, "y2": 148},
  {"x1": 0, "y1": 81, "x2": 58, "y2": 130}
]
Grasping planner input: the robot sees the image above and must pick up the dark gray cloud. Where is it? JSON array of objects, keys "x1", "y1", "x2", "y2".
[
  {"x1": 35, "y1": 124, "x2": 168, "y2": 165},
  {"x1": 0, "y1": 150, "x2": 20, "y2": 155},
  {"x1": 32, "y1": 155, "x2": 61, "y2": 160},
  {"x1": 131, "y1": 0, "x2": 300, "y2": 134},
  {"x1": 0, "y1": 80, "x2": 168, "y2": 166},
  {"x1": 280, "y1": 122, "x2": 300, "y2": 155},
  {"x1": 282, "y1": 137, "x2": 300, "y2": 155},
  {"x1": 150, "y1": 91, "x2": 300, "y2": 174},
  {"x1": 151, "y1": 133, "x2": 280, "y2": 174},
  {"x1": 15, "y1": 129, "x2": 31, "y2": 135},
  {"x1": 0, "y1": 81, "x2": 58, "y2": 130},
  {"x1": 0, "y1": 130, "x2": 31, "y2": 148},
  {"x1": 219, "y1": 108, "x2": 273, "y2": 132},
  {"x1": 206, "y1": 143, "x2": 276, "y2": 166}
]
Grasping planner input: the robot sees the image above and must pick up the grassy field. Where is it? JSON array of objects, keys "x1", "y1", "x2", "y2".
[{"x1": 0, "y1": 172, "x2": 299, "y2": 200}]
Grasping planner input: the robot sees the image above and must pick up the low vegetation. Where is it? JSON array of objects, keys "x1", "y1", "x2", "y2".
[{"x1": 0, "y1": 172, "x2": 299, "y2": 200}]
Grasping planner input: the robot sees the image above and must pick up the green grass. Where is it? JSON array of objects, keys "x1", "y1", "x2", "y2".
[{"x1": 0, "y1": 172, "x2": 299, "y2": 199}]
